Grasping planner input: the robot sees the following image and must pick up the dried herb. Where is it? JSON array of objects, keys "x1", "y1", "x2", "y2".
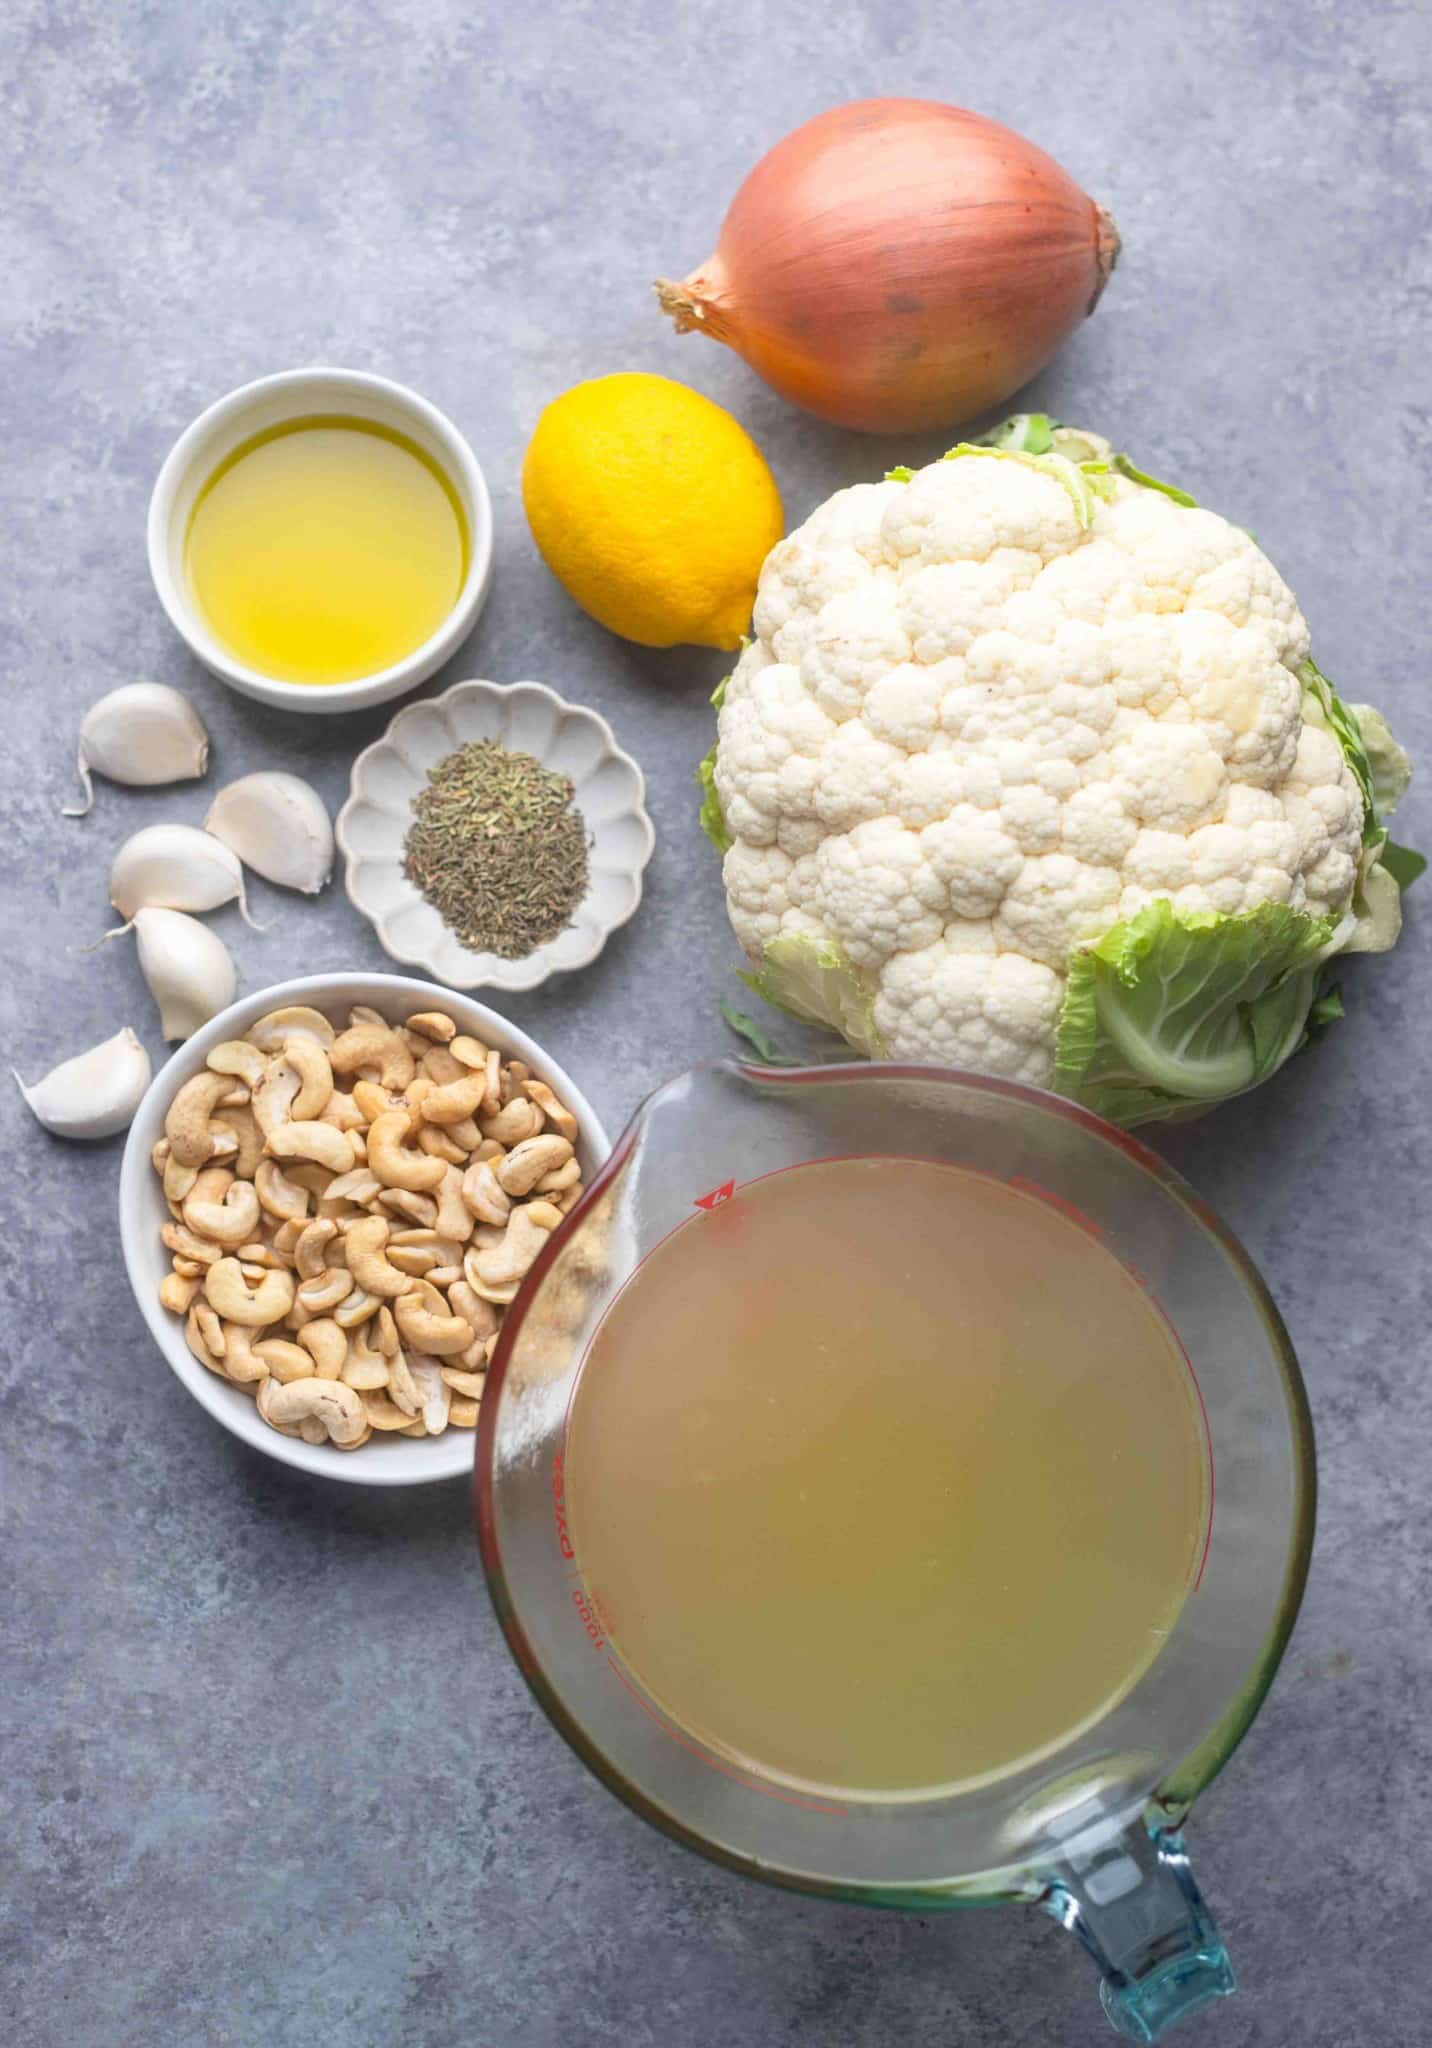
[{"x1": 403, "y1": 738, "x2": 589, "y2": 958}]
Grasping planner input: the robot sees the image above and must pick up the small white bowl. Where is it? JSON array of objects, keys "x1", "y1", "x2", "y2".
[
  {"x1": 337, "y1": 679, "x2": 655, "y2": 992},
  {"x1": 147, "y1": 367, "x2": 494, "y2": 715},
  {"x1": 119, "y1": 971, "x2": 610, "y2": 1487}
]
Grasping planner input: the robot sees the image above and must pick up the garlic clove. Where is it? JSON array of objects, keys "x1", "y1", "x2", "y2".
[
  {"x1": 63, "y1": 683, "x2": 209, "y2": 818},
  {"x1": 14, "y1": 1026, "x2": 152, "y2": 1139},
  {"x1": 133, "y1": 906, "x2": 237, "y2": 1041},
  {"x1": 108, "y1": 823, "x2": 260, "y2": 928},
  {"x1": 204, "y1": 772, "x2": 333, "y2": 894}
]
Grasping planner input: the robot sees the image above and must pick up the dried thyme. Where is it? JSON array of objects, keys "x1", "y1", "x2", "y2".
[{"x1": 403, "y1": 738, "x2": 589, "y2": 958}]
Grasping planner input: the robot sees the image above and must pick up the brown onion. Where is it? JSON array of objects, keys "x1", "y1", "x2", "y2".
[{"x1": 655, "y1": 98, "x2": 1119, "y2": 435}]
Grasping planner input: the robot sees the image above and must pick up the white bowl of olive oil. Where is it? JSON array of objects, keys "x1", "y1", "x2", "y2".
[{"x1": 148, "y1": 367, "x2": 494, "y2": 714}]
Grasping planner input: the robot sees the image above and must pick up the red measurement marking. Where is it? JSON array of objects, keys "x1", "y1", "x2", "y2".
[
  {"x1": 693, "y1": 1179, "x2": 735, "y2": 1210},
  {"x1": 551, "y1": 1450, "x2": 574, "y2": 1559}
]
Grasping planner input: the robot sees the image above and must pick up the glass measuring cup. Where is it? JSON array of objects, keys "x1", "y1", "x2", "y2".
[{"x1": 475, "y1": 1063, "x2": 1314, "y2": 2041}]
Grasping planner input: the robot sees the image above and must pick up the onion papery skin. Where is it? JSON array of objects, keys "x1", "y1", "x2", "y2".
[{"x1": 656, "y1": 99, "x2": 1119, "y2": 435}]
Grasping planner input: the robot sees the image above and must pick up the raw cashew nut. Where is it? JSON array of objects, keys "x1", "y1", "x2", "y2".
[
  {"x1": 387, "y1": 1346, "x2": 423, "y2": 1415},
  {"x1": 441, "y1": 1366, "x2": 486, "y2": 1400},
  {"x1": 247, "y1": 1006, "x2": 336, "y2": 1052},
  {"x1": 496, "y1": 1135, "x2": 574, "y2": 1198},
  {"x1": 352, "y1": 1079, "x2": 403, "y2": 1125},
  {"x1": 448, "y1": 1395, "x2": 480, "y2": 1429},
  {"x1": 320, "y1": 1166, "x2": 382, "y2": 1207},
  {"x1": 405, "y1": 1010, "x2": 456, "y2": 1043},
  {"x1": 161, "y1": 1220, "x2": 222, "y2": 1265},
  {"x1": 388, "y1": 1245, "x2": 438, "y2": 1278},
  {"x1": 523, "y1": 1080, "x2": 578, "y2": 1144},
  {"x1": 264, "y1": 1120, "x2": 355, "y2": 1175},
  {"x1": 340, "y1": 1324, "x2": 389, "y2": 1390},
  {"x1": 207, "y1": 1040, "x2": 268, "y2": 1089},
  {"x1": 405, "y1": 1353, "x2": 452, "y2": 1436},
  {"x1": 420, "y1": 1070, "x2": 487, "y2": 1125},
  {"x1": 159, "y1": 1271, "x2": 201, "y2": 1314},
  {"x1": 393, "y1": 1287, "x2": 474, "y2": 1357},
  {"x1": 318, "y1": 1089, "x2": 365, "y2": 1131},
  {"x1": 472, "y1": 1201, "x2": 562, "y2": 1289},
  {"x1": 283, "y1": 1035, "x2": 333, "y2": 1121},
  {"x1": 183, "y1": 1169, "x2": 262, "y2": 1248},
  {"x1": 297, "y1": 1267, "x2": 354, "y2": 1313},
  {"x1": 254, "y1": 1158, "x2": 311, "y2": 1223},
  {"x1": 376, "y1": 1305, "x2": 399, "y2": 1356},
  {"x1": 448, "y1": 1034, "x2": 487, "y2": 1070},
  {"x1": 234, "y1": 1242, "x2": 287, "y2": 1270},
  {"x1": 294, "y1": 1217, "x2": 340, "y2": 1279},
  {"x1": 367, "y1": 1110, "x2": 445, "y2": 1193},
  {"x1": 298, "y1": 1318, "x2": 348, "y2": 1379},
  {"x1": 193, "y1": 1303, "x2": 226, "y2": 1358},
  {"x1": 417, "y1": 1125, "x2": 467, "y2": 1166},
  {"x1": 185, "y1": 1304, "x2": 225, "y2": 1376},
  {"x1": 461, "y1": 1159, "x2": 510, "y2": 1226},
  {"x1": 330, "y1": 1021, "x2": 415, "y2": 1091},
  {"x1": 481, "y1": 1048, "x2": 502, "y2": 1117},
  {"x1": 419, "y1": 1044, "x2": 467, "y2": 1086},
  {"x1": 219, "y1": 1323, "x2": 269, "y2": 1385},
  {"x1": 203, "y1": 1258, "x2": 296, "y2": 1327},
  {"x1": 433, "y1": 1165, "x2": 475, "y2": 1241},
  {"x1": 161, "y1": 1149, "x2": 199, "y2": 1205},
  {"x1": 254, "y1": 1338, "x2": 313, "y2": 1384},
  {"x1": 332, "y1": 1285, "x2": 381, "y2": 1330},
  {"x1": 253, "y1": 1056, "x2": 302, "y2": 1138},
  {"x1": 214, "y1": 1102, "x2": 264, "y2": 1179},
  {"x1": 479, "y1": 1098, "x2": 543, "y2": 1147},
  {"x1": 448, "y1": 1279, "x2": 500, "y2": 1341},
  {"x1": 257, "y1": 1375, "x2": 366, "y2": 1446},
  {"x1": 165, "y1": 1070, "x2": 236, "y2": 1167},
  {"x1": 536, "y1": 1157, "x2": 582, "y2": 1195},
  {"x1": 344, "y1": 1216, "x2": 414, "y2": 1299},
  {"x1": 363, "y1": 1391, "x2": 416, "y2": 1431},
  {"x1": 375, "y1": 1187, "x2": 438, "y2": 1226}
]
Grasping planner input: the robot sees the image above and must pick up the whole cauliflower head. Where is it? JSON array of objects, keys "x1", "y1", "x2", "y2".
[{"x1": 707, "y1": 424, "x2": 1415, "y2": 1123}]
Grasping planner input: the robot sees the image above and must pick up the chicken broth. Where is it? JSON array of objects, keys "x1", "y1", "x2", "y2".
[{"x1": 564, "y1": 1157, "x2": 1208, "y2": 1800}]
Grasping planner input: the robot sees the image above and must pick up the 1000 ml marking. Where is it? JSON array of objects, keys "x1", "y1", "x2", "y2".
[{"x1": 553, "y1": 1450, "x2": 608, "y2": 1650}]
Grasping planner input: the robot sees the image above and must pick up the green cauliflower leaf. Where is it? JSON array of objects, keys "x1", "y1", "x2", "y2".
[
  {"x1": 1054, "y1": 900, "x2": 1340, "y2": 1128},
  {"x1": 738, "y1": 932, "x2": 886, "y2": 1058}
]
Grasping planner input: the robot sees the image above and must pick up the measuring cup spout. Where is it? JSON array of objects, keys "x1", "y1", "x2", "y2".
[{"x1": 1043, "y1": 1819, "x2": 1235, "y2": 2040}]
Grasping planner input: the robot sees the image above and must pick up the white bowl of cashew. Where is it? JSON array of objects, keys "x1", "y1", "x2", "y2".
[{"x1": 119, "y1": 971, "x2": 610, "y2": 1487}]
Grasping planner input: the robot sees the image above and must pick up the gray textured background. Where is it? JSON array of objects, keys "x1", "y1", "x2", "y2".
[{"x1": 3, "y1": 1, "x2": 1428, "y2": 2043}]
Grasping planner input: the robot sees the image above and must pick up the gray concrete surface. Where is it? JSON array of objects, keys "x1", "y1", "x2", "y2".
[{"x1": 3, "y1": 1, "x2": 1428, "y2": 2043}]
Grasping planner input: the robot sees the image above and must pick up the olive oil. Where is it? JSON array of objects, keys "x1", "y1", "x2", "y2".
[
  {"x1": 565, "y1": 1158, "x2": 1208, "y2": 1800},
  {"x1": 185, "y1": 416, "x2": 469, "y2": 686}
]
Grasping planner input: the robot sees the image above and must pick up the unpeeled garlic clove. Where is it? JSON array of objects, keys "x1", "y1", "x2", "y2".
[
  {"x1": 63, "y1": 683, "x2": 209, "y2": 818},
  {"x1": 108, "y1": 823, "x2": 260, "y2": 928},
  {"x1": 14, "y1": 1026, "x2": 152, "y2": 1139},
  {"x1": 133, "y1": 906, "x2": 237, "y2": 1041},
  {"x1": 204, "y1": 773, "x2": 333, "y2": 894}
]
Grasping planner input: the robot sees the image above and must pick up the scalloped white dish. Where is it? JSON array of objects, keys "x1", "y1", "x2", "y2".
[{"x1": 337, "y1": 679, "x2": 655, "y2": 991}]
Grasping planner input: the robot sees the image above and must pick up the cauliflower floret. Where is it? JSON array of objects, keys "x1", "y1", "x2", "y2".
[
  {"x1": 874, "y1": 943, "x2": 1065, "y2": 1085},
  {"x1": 715, "y1": 441, "x2": 1376, "y2": 1076}
]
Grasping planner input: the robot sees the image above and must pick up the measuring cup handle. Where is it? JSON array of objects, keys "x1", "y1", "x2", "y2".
[{"x1": 1043, "y1": 1820, "x2": 1235, "y2": 2041}]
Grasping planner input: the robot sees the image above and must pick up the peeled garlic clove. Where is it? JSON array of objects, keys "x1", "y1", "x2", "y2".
[
  {"x1": 63, "y1": 684, "x2": 209, "y2": 818},
  {"x1": 204, "y1": 773, "x2": 333, "y2": 894},
  {"x1": 133, "y1": 905, "x2": 237, "y2": 1041},
  {"x1": 13, "y1": 1026, "x2": 152, "y2": 1139},
  {"x1": 109, "y1": 823, "x2": 260, "y2": 928}
]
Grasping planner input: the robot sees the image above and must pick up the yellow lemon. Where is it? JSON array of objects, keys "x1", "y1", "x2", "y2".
[{"x1": 522, "y1": 373, "x2": 784, "y2": 652}]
